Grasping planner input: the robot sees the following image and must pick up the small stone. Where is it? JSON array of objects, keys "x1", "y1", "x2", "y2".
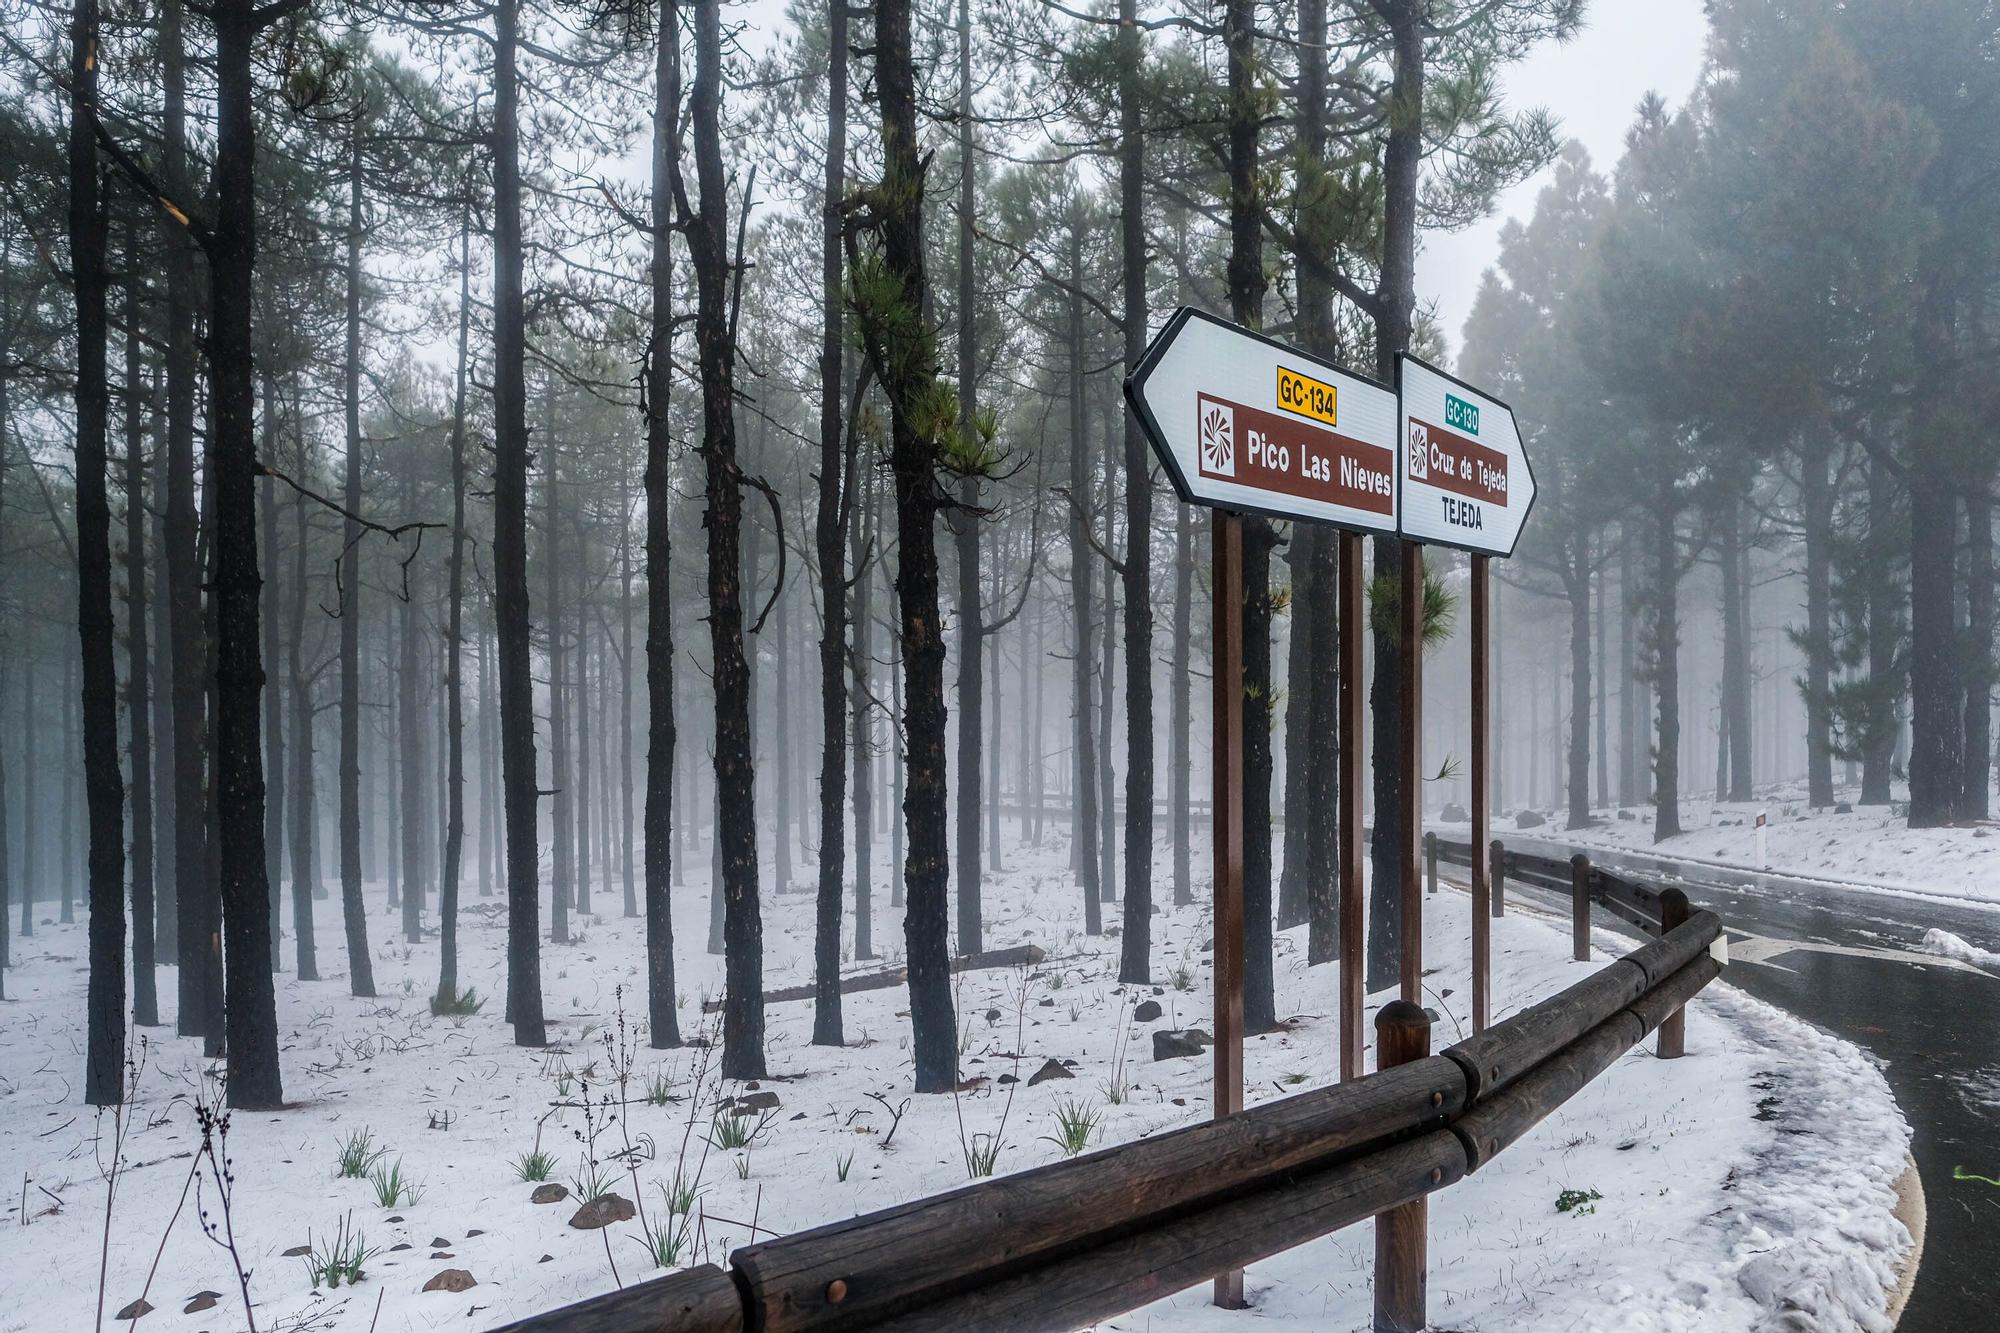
[
  {"x1": 423, "y1": 1268, "x2": 477, "y2": 1293},
  {"x1": 1441, "y1": 802, "x2": 1469, "y2": 823},
  {"x1": 569, "y1": 1193, "x2": 637, "y2": 1230},
  {"x1": 730, "y1": 1090, "x2": 781, "y2": 1114},
  {"x1": 465, "y1": 1229, "x2": 484, "y2": 1238},
  {"x1": 430, "y1": 1251, "x2": 455, "y2": 1259},
  {"x1": 1038, "y1": 997, "x2": 1055, "y2": 1007},
  {"x1": 790, "y1": 1111, "x2": 807, "y2": 1120},
  {"x1": 183, "y1": 1293, "x2": 220, "y2": 1314},
  {"x1": 1834, "y1": 802, "x2": 1853, "y2": 814},
  {"x1": 282, "y1": 1244, "x2": 313, "y2": 1258},
  {"x1": 391, "y1": 1243, "x2": 414, "y2": 1252},
  {"x1": 388, "y1": 1215, "x2": 406, "y2": 1223},
  {"x1": 531, "y1": 1182, "x2": 569, "y2": 1205},
  {"x1": 1171, "y1": 1097, "x2": 1187, "y2": 1107},
  {"x1": 430, "y1": 1237, "x2": 452, "y2": 1249},
  {"x1": 1027, "y1": 1058, "x2": 1074, "y2": 1086},
  {"x1": 114, "y1": 1300, "x2": 154, "y2": 1321},
  {"x1": 984, "y1": 1008, "x2": 1001, "y2": 1024},
  {"x1": 1152, "y1": 986, "x2": 1165, "y2": 996},
  {"x1": 1153, "y1": 1030, "x2": 1207, "y2": 1061},
  {"x1": 1133, "y1": 1000, "x2": 1163, "y2": 1023},
  {"x1": 1516, "y1": 809, "x2": 1547, "y2": 830},
  {"x1": 539, "y1": 1254, "x2": 554, "y2": 1263},
  {"x1": 997, "y1": 1073, "x2": 1018, "y2": 1084}
]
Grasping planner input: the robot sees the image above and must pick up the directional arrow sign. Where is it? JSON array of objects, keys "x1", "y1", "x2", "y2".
[
  {"x1": 1125, "y1": 307, "x2": 1399, "y2": 532},
  {"x1": 1395, "y1": 354, "x2": 1535, "y2": 557}
]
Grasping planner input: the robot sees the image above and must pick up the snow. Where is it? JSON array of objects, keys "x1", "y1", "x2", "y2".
[
  {"x1": 1479, "y1": 779, "x2": 2000, "y2": 908},
  {"x1": 0, "y1": 834, "x2": 1910, "y2": 1332},
  {"x1": 1919, "y1": 929, "x2": 2000, "y2": 972}
]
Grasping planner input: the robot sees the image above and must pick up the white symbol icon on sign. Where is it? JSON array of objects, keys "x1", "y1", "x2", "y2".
[
  {"x1": 1200, "y1": 401, "x2": 1235, "y2": 478},
  {"x1": 1407, "y1": 421, "x2": 1429, "y2": 480}
]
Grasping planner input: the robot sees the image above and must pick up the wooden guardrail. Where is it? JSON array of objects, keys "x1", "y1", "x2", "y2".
[{"x1": 495, "y1": 861, "x2": 1721, "y2": 1333}]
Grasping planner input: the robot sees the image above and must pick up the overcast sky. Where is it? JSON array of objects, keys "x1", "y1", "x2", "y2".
[{"x1": 1416, "y1": 0, "x2": 1711, "y2": 364}]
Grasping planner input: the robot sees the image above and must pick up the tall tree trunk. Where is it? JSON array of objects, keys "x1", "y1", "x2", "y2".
[
  {"x1": 862, "y1": 0, "x2": 955, "y2": 1091},
  {"x1": 1064, "y1": 225, "x2": 1101, "y2": 932},
  {"x1": 951, "y1": 0, "x2": 985, "y2": 956},
  {"x1": 684, "y1": 0, "x2": 765, "y2": 1079},
  {"x1": 1618, "y1": 536, "x2": 1639, "y2": 806},
  {"x1": 337, "y1": 120, "x2": 375, "y2": 999},
  {"x1": 1801, "y1": 441, "x2": 1835, "y2": 807},
  {"x1": 1861, "y1": 458, "x2": 1896, "y2": 804},
  {"x1": 260, "y1": 374, "x2": 285, "y2": 961},
  {"x1": 1278, "y1": 544, "x2": 1311, "y2": 930},
  {"x1": 1723, "y1": 501, "x2": 1752, "y2": 801},
  {"x1": 1963, "y1": 481, "x2": 1994, "y2": 820},
  {"x1": 1365, "y1": 0, "x2": 1422, "y2": 991},
  {"x1": 1097, "y1": 407, "x2": 1117, "y2": 907},
  {"x1": 1651, "y1": 495, "x2": 1682, "y2": 840},
  {"x1": 1170, "y1": 506, "x2": 1192, "y2": 907},
  {"x1": 209, "y1": 0, "x2": 281, "y2": 1108},
  {"x1": 1566, "y1": 531, "x2": 1591, "y2": 829},
  {"x1": 437, "y1": 200, "x2": 472, "y2": 1006},
  {"x1": 122, "y1": 222, "x2": 159, "y2": 1027},
  {"x1": 494, "y1": 0, "x2": 546, "y2": 1044},
  {"x1": 72, "y1": 0, "x2": 127, "y2": 1103},
  {"x1": 1114, "y1": 0, "x2": 1153, "y2": 982},
  {"x1": 160, "y1": 0, "x2": 200, "y2": 981},
  {"x1": 546, "y1": 436, "x2": 573, "y2": 944},
  {"x1": 573, "y1": 493, "x2": 592, "y2": 919},
  {"x1": 850, "y1": 459, "x2": 875, "y2": 961},
  {"x1": 286, "y1": 401, "x2": 317, "y2": 981},
  {"x1": 644, "y1": 16, "x2": 683, "y2": 1046},
  {"x1": 401, "y1": 459, "x2": 426, "y2": 945}
]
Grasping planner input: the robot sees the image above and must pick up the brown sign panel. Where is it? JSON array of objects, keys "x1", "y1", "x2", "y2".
[{"x1": 1195, "y1": 392, "x2": 1395, "y2": 517}]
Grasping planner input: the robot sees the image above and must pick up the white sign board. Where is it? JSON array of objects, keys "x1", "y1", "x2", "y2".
[
  {"x1": 1126, "y1": 307, "x2": 1399, "y2": 532},
  {"x1": 1396, "y1": 354, "x2": 1535, "y2": 556}
]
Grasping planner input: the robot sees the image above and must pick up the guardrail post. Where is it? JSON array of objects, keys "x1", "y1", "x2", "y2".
[
  {"x1": 1424, "y1": 832, "x2": 1438, "y2": 895},
  {"x1": 1490, "y1": 839, "x2": 1505, "y2": 917},
  {"x1": 1373, "y1": 1000, "x2": 1431, "y2": 1333},
  {"x1": 1570, "y1": 853, "x2": 1591, "y2": 963},
  {"x1": 1657, "y1": 888, "x2": 1690, "y2": 1059}
]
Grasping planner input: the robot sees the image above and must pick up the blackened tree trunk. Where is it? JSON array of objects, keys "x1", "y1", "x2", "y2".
[
  {"x1": 437, "y1": 199, "x2": 472, "y2": 1006},
  {"x1": 162, "y1": 0, "x2": 211, "y2": 1022},
  {"x1": 1651, "y1": 495, "x2": 1682, "y2": 840},
  {"x1": 1171, "y1": 506, "x2": 1191, "y2": 906},
  {"x1": 951, "y1": 0, "x2": 985, "y2": 957},
  {"x1": 1719, "y1": 500, "x2": 1752, "y2": 801},
  {"x1": 644, "y1": 13, "x2": 683, "y2": 1048},
  {"x1": 851, "y1": 460, "x2": 876, "y2": 961},
  {"x1": 811, "y1": 0, "x2": 850, "y2": 1044},
  {"x1": 1115, "y1": 0, "x2": 1153, "y2": 983},
  {"x1": 1963, "y1": 482, "x2": 1993, "y2": 820},
  {"x1": 1097, "y1": 407, "x2": 1117, "y2": 908},
  {"x1": 260, "y1": 374, "x2": 285, "y2": 961},
  {"x1": 1224, "y1": 0, "x2": 1275, "y2": 1030},
  {"x1": 683, "y1": 0, "x2": 764, "y2": 1079},
  {"x1": 286, "y1": 400, "x2": 317, "y2": 981},
  {"x1": 400, "y1": 459, "x2": 426, "y2": 944},
  {"x1": 1565, "y1": 528, "x2": 1592, "y2": 830},
  {"x1": 494, "y1": 0, "x2": 546, "y2": 1044},
  {"x1": 1861, "y1": 460, "x2": 1896, "y2": 804},
  {"x1": 209, "y1": 0, "x2": 281, "y2": 1109},
  {"x1": 546, "y1": 438, "x2": 573, "y2": 944},
  {"x1": 1065, "y1": 225, "x2": 1101, "y2": 932},
  {"x1": 73, "y1": 0, "x2": 128, "y2": 1104},
  {"x1": 1907, "y1": 282, "x2": 1960, "y2": 829},
  {"x1": 337, "y1": 121, "x2": 376, "y2": 998},
  {"x1": 863, "y1": 0, "x2": 956, "y2": 1091},
  {"x1": 1277, "y1": 547, "x2": 1311, "y2": 930},
  {"x1": 1365, "y1": 0, "x2": 1422, "y2": 992},
  {"x1": 122, "y1": 222, "x2": 159, "y2": 1027},
  {"x1": 1801, "y1": 440, "x2": 1835, "y2": 808}
]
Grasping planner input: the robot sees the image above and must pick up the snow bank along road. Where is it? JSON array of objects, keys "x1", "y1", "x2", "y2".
[
  {"x1": 1485, "y1": 826, "x2": 1994, "y2": 1332},
  {"x1": 0, "y1": 840, "x2": 1910, "y2": 1332}
]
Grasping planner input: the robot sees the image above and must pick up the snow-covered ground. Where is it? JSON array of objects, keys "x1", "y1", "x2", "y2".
[
  {"x1": 1475, "y1": 779, "x2": 2000, "y2": 908},
  {"x1": 0, "y1": 832, "x2": 1910, "y2": 1332}
]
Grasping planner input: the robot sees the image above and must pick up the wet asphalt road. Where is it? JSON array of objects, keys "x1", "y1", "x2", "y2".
[{"x1": 1498, "y1": 836, "x2": 2000, "y2": 1331}]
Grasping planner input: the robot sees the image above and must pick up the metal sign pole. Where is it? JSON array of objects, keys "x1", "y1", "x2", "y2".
[
  {"x1": 1398, "y1": 539, "x2": 1425, "y2": 1004},
  {"x1": 1470, "y1": 553, "x2": 1491, "y2": 1032},
  {"x1": 1337, "y1": 530, "x2": 1366, "y2": 1081},
  {"x1": 1211, "y1": 510, "x2": 1247, "y2": 1311}
]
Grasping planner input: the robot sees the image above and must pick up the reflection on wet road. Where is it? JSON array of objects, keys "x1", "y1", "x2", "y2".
[{"x1": 1504, "y1": 838, "x2": 2000, "y2": 1330}]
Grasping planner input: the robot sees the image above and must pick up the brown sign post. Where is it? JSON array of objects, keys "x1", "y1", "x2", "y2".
[{"x1": 1127, "y1": 309, "x2": 1400, "y2": 1307}]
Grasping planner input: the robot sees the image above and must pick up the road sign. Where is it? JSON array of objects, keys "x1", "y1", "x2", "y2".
[
  {"x1": 1396, "y1": 354, "x2": 1535, "y2": 557},
  {"x1": 1126, "y1": 307, "x2": 1399, "y2": 533}
]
